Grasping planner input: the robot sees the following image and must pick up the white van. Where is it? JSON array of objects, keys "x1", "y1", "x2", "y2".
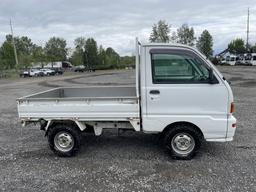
[
  {"x1": 17, "y1": 39, "x2": 237, "y2": 159},
  {"x1": 250, "y1": 53, "x2": 256, "y2": 65},
  {"x1": 225, "y1": 55, "x2": 237, "y2": 65}
]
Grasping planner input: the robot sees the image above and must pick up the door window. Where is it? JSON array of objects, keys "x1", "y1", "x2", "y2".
[{"x1": 151, "y1": 52, "x2": 211, "y2": 84}]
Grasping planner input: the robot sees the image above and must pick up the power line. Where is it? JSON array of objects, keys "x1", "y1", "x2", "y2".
[
  {"x1": 10, "y1": 19, "x2": 19, "y2": 67},
  {"x1": 246, "y1": 7, "x2": 250, "y2": 50}
]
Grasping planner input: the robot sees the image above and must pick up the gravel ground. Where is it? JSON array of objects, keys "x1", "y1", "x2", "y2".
[{"x1": 0, "y1": 66, "x2": 255, "y2": 192}]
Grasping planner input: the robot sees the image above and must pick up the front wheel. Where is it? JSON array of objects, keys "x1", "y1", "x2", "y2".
[
  {"x1": 163, "y1": 125, "x2": 202, "y2": 160},
  {"x1": 47, "y1": 124, "x2": 81, "y2": 157}
]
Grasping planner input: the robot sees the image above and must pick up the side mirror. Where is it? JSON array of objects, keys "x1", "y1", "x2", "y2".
[
  {"x1": 222, "y1": 76, "x2": 231, "y2": 84},
  {"x1": 209, "y1": 68, "x2": 218, "y2": 84}
]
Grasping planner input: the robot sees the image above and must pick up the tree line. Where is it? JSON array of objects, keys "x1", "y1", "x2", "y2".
[
  {"x1": 0, "y1": 35, "x2": 68, "y2": 70},
  {"x1": 0, "y1": 35, "x2": 134, "y2": 70},
  {"x1": 1, "y1": 20, "x2": 254, "y2": 70},
  {"x1": 149, "y1": 20, "x2": 213, "y2": 58},
  {"x1": 149, "y1": 20, "x2": 256, "y2": 58},
  {"x1": 227, "y1": 38, "x2": 256, "y2": 54},
  {"x1": 69, "y1": 37, "x2": 133, "y2": 70}
]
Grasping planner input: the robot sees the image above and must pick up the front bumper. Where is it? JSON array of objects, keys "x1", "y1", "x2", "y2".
[
  {"x1": 226, "y1": 115, "x2": 237, "y2": 139},
  {"x1": 206, "y1": 115, "x2": 236, "y2": 142}
]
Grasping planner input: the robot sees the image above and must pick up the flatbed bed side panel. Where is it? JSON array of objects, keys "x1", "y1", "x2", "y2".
[{"x1": 18, "y1": 97, "x2": 139, "y2": 120}]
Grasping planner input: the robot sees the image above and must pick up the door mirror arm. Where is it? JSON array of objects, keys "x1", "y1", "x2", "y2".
[{"x1": 209, "y1": 68, "x2": 219, "y2": 84}]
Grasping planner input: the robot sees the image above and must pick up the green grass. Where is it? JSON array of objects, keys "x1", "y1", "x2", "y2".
[{"x1": 0, "y1": 69, "x2": 19, "y2": 80}]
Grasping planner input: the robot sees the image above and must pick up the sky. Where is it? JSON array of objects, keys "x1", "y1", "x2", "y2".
[{"x1": 0, "y1": 0, "x2": 256, "y2": 56}]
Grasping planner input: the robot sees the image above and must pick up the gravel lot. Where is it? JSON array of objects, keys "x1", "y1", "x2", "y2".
[{"x1": 0, "y1": 66, "x2": 255, "y2": 192}]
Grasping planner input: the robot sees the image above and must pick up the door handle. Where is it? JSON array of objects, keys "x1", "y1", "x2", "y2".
[{"x1": 149, "y1": 90, "x2": 160, "y2": 95}]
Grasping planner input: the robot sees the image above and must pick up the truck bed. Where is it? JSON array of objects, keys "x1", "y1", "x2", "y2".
[{"x1": 17, "y1": 86, "x2": 139, "y2": 121}]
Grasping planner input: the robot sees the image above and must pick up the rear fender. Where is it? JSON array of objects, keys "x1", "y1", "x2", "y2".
[{"x1": 44, "y1": 120, "x2": 86, "y2": 136}]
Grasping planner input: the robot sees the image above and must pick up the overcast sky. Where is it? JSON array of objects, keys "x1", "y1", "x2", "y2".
[{"x1": 0, "y1": 0, "x2": 256, "y2": 56}]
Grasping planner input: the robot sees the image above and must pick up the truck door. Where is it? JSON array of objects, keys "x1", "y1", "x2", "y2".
[{"x1": 143, "y1": 47, "x2": 229, "y2": 139}]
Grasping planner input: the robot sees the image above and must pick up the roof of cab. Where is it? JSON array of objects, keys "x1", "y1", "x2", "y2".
[
  {"x1": 141, "y1": 42, "x2": 207, "y2": 60},
  {"x1": 141, "y1": 42, "x2": 192, "y2": 49}
]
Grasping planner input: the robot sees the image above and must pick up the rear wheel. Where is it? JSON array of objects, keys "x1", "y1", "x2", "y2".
[
  {"x1": 48, "y1": 124, "x2": 81, "y2": 157},
  {"x1": 163, "y1": 124, "x2": 202, "y2": 160}
]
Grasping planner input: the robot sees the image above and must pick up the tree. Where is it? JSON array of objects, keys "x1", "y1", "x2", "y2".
[
  {"x1": 196, "y1": 30, "x2": 213, "y2": 58},
  {"x1": 15, "y1": 36, "x2": 36, "y2": 56},
  {"x1": 70, "y1": 50, "x2": 84, "y2": 66},
  {"x1": 85, "y1": 38, "x2": 98, "y2": 68},
  {"x1": 0, "y1": 52, "x2": 3, "y2": 70},
  {"x1": 177, "y1": 24, "x2": 196, "y2": 46},
  {"x1": 120, "y1": 56, "x2": 135, "y2": 67},
  {"x1": 74, "y1": 37, "x2": 86, "y2": 50},
  {"x1": 69, "y1": 37, "x2": 120, "y2": 69},
  {"x1": 45, "y1": 37, "x2": 67, "y2": 62},
  {"x1": 170, "y1": 31, "x2": 178, "y2": 43},
  {"x1": 105, "y1": 47, "x2": 120, "y2": 68},
  {"x1": 98, "y1": 45, "x2": 106, "y2": 66},
  {"x1": 70, "y1": 37, "x2": 87, "y2": 66},
  {"x1": 0, "y1": 40, "x2": 15, "y2": 69},
  {"x1": 149, "y1": 20, "x2": 170, "y2": 43},
  {"x1": 228, "y1": 38, "x2": 246, "y2": 54},
  {"x1": 32, "y1": 46, "x2": 47, "y2": 68},
  {"x1": 0, "y1": 35, "x2": 37, "y2": 69},
  {"x1": 16, "y1": 36, "x2": 36, "y2": 68}
]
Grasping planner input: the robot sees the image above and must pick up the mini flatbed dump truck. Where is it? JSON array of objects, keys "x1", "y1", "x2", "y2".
[{"x1": 17, "y1": 39, "x2": 236, "y2": 159}]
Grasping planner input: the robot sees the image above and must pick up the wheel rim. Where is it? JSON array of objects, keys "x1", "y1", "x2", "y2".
[
  {"x1": 171, "y1": 133, "x2": 195, "y2": 155},
  {"x1": 54, "y1": 131, "x2": 74, "y2": 152}
]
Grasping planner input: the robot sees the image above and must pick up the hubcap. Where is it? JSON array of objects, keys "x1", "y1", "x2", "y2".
[
  {"x1": 171, "y1": 133, "x2": 195, "y2": 155},
  {"x1": 54, "y1": 131, "x2": 74, "y2": 152}
]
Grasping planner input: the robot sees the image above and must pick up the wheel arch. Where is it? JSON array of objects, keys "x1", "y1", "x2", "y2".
[
  {"x1": 161, "y1": 121, "x2": 204, "y2": 139},
  {"x1": 45, "y1": 120, "x2": 85, "y2": 136}
]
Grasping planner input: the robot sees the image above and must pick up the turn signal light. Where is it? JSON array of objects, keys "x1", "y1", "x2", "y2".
[{"x1": 230, "y1": 102, "x2": 234, "y2": 113}]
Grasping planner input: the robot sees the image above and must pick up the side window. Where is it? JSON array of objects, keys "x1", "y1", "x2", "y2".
[{"x1": 151, "y1": 52, "x2": 211, "y2": 84}]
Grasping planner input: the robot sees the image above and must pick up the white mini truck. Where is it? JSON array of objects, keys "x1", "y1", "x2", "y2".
[{"x1": 17, "y1": 39, "x2": 237, "y2": 159}]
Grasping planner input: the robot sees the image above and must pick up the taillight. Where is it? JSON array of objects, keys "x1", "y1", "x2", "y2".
[{"x1": 230, "y1": 102, "x2": 234, "y2": 113}]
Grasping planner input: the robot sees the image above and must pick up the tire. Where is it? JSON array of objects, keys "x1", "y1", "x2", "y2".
[
  {"x1": 163, "y1": 124, "x2": 202, "y2": 160},
  {"x1": 47, "y1": 124, "x2": 81, "y2": 157}
]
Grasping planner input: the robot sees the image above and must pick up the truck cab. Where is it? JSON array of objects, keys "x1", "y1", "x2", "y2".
[
  {"x1": 139, "y1": 42, "x2": 235, "y2": 138},
  {"x1": 17, "y1": 39, "x2": 236, "y2": 159}
]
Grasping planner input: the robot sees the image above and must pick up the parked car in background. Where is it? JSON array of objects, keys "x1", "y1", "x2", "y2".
[
  {"x1": 40, "y1": 68, "x2": 56, "y2": 76},
  {"x1": 20, "y1": 68, "x2": 65, "y2": 78},
  {"x1": 19, "y1": 70, "x2": 30, "y2": 78},
  {"x1": 74, "y1": 65, "x2": 86, "y2": 72},
  {"x1": 53, "y1": 68, "x2": 64, "y2": 75},
  {"x1": 29, "y1": 69, "x2": 44, "y2": 77}
]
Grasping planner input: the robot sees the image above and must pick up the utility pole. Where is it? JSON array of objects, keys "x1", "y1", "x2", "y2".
[
  {"x1": 246, "y1": 8, "x2": 250, "y2": 51},
  {"x1": 10, "y1": 19, "x2": 19, "y2": 67}
]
